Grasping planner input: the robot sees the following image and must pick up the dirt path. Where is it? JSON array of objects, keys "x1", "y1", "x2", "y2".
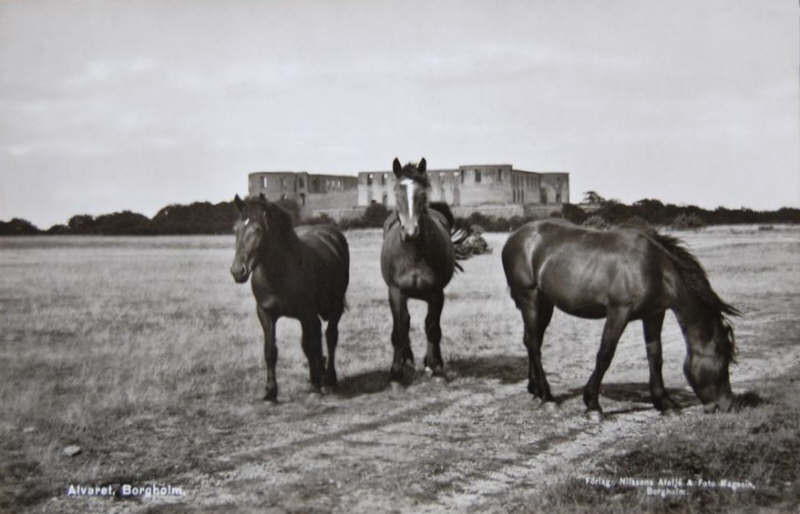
[{"x1": 39, "y1": 332, "x2": 800, "y2": 514}]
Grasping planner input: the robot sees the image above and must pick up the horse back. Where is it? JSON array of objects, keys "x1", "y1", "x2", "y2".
[{"x1": 503, "y1": 220, "x2": 667, "y2": 317}]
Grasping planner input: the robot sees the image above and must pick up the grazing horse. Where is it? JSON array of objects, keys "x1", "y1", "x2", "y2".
[
  {"x1": 230, "y1": 194, "x2": 349, "y2": 401},
  {"x1": 381, "y1": 158, "x2": 465, "y2": 384},
  {"x1": 502, "y1": 219, "x2": 739, "y2": 416}
]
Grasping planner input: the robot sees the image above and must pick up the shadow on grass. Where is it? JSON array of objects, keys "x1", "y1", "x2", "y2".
[
  {"x1": 599, "y1": 382, "x2": 698, "y2": 406},
  {"x1": 334, "y1": 369, "x2": 391, "y2": 398},
  {"x1": 734, "y1": 390, "x2": 767, "y2": 409},
  {"x1": 335, "y1": 354, "x2": 528, "y2": 399},
  {"x1": 447, "y1": 354, "x2": 528, "y2": 383},
  {"x1": 335, "y1": 362, "x2": 423, "y2": 399}
]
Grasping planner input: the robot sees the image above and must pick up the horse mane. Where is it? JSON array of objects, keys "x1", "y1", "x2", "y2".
[
  {"x1": 247, "y1": 196, "x2": 295, "y2": 237},
  {"x1": 647, "y1": 229, "x2": 739, "y2": 361},
  {"x1": 647, "y1": 230, "x2": 740, "y2": 317},
  {"x1": 396, "y1": 162, "x2": 430, "y2": 188}
]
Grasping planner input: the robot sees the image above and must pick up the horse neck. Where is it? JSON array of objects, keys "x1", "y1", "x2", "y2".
[
  {"x1": 258, "y1": 226, "x2": 300, "y2": 271},
  {"x1": 668, "y1": 274, "x2": 717, "y2": 342}
]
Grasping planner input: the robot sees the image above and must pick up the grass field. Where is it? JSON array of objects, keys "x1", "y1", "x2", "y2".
[{"x1": 1, "y1": 224, "x2": 799, "y2": 512}]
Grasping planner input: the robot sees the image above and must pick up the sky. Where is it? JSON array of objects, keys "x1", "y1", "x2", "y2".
[{"x1": 1, "y1": 0, "x2": 798, "y2": 228}]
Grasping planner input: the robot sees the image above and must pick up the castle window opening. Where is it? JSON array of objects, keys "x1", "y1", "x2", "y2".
[
  {"x1": 460, "y1": 170, "x2": 465, "y2": 184},
  {"x1": 298, "y1": 178, "x2": 304, "y2": 188},
  {"x1": 300, "y1": 193, "x2": 306, "y2": 206},
  {"x1": 541, "y1": 190, "x2": 547, "y2": 204},
  {"x1": 380, "y1": 174, "x2": 386, "y2": 185},
  {"x1": 475, "y1": 169, "x2": 481, "y2": 183},
  {"x1": 367, "y1": 174, "x2": 373, "y2": 186},
  {"x1": 497, "y1": 169, "x2": 502, "y2": 183}
]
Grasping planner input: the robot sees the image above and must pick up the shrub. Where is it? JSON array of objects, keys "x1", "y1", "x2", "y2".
[
  {"x1": 361, "y1": 202, "x2": 391, "y2": 227},
  {"x1": 302, "y1": 214, "x2": 336, "y2": 226},
  {"x1": 618, "y1": 215, "x2": 650, "y2": 230},
  {"x1": 583, "y1": 215, "x2": 609, "y2": 230},
  {"x1": 671, "y1": 212, "x2": 706, "y2": 230},
  {"x1": 0, "y1": 218, "x2": 40, "y2": 235},
  {"x1": 561, "y1": 204, "x2": 588, "y2": 224}
]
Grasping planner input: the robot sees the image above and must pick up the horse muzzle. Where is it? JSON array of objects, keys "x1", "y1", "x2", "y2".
[{"x1": 230, "y1": 264, "x2": 251, "y2": 283}]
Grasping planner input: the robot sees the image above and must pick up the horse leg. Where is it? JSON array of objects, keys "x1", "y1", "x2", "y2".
[
  {"x1": 517, "y1": 288, "x2": 555, "y2": 403},
  {"x1": 583, "y1": 307, "x2": 630, "y2": 417},
  {"x1": 388, "y1": 286, "x2": 413, "y2": 383},
  {"x1": 300, "y1": 316, "x2": 325, "y2": 392},
  {"x1": 323, "y1": 312, "x2": 341, "y2": 390},
  {"x1": 423, "y1": 289, "x2": 445, "y2": 377},
  {"x1": 643, "y1": 311, "x2": 679, "y2": 413},
  {"x1": 256, "y1": 306, "x2": 278, "y2": 402}
]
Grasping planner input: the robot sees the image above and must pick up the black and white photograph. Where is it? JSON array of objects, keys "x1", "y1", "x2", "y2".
[{"x1": 1, "y1": 1, "x2": 798, "y2": 512}]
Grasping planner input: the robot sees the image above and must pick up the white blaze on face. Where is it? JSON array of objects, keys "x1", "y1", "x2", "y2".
[{"x1": 400, "y1": 178, "x2": 416, "y2": 220}]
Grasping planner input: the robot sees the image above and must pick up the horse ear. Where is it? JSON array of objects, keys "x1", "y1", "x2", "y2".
[
  {"x1": 393, "y1": 158, "x2": 402, "y2": 177},
  {"x1": 418, "y1": 158, "x2": 426, "y2": 173},
  {"x1": 234, "y1": 194, "x2": 246, "y2": 215}
]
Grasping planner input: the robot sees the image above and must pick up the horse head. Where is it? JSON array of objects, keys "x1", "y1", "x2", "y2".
[
  {"x1": 684, "y1": 315, "x2": 737, "y2": 412},
  {"x1": 230, "y1": 193, "x2": 293, "y2": 283},
  {"x1": 392, "y1": 157, "x2": 430, "y2": 242}
]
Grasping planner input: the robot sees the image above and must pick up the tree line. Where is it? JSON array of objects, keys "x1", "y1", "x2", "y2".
[{"x1": 1, "y1": 195, "x2": 797, "y2": 236}]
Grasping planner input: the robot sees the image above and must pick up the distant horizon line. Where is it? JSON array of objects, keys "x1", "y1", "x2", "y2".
[{"x1": 2, "y1": 197, "x2": 798, "y2": 231}]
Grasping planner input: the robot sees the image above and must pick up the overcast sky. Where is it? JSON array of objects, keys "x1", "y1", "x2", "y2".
[{"x1": 1, "y1": 0, "x2": 797, "y2": 228}]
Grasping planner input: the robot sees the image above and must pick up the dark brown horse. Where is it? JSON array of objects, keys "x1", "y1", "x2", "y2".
[
  {"x1": 381, "y1": 158, "x2": 466, "y2": 384},
  {"x1": 502, "y1": 219, "x2": 739, "y2": 417},
  {"x1": 231, "y1": 194, "x2": 349, "y2": 401}
]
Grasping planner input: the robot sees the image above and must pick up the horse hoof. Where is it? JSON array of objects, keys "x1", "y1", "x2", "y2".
[
  {"x1": 585, "y1": 410, "x2": 603, "y2": 422},
  {"x1": 320, "y1": 385, "x2": 333, "y2": 395},
  {"x1": 389, "y1": 381, "x2": 404, "y2": 394},
  {"x1": 263, "y1": 389, "x2": 278, "y2": 403},
  {"x1": 424, "y1": 366, "x2": 434, "y2": 377}
]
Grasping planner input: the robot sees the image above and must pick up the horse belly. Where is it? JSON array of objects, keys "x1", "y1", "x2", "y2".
[
  {"x1": 555, "y1": 301, "x2": 607, "y2": 319},
  {"x1": 539, "y1": 270, "x2": 608, "y2": 319},
  {"x1": 394, "y1": 265, "x2": 438, "y2": 294}
]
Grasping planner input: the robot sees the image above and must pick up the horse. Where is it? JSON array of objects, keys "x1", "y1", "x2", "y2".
[
  {"x1": 502, "y1": 219, "x2": 740, "y2": 417},
  {"x1": 381, "y1": 157, "x2": 467, "y2": 385},
  {"x1": 230, "y1": 193, "x2": 349, "y2": 401}
]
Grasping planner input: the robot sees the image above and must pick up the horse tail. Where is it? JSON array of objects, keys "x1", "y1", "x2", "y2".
[
  {"x1": 429, "y1": 201, "x2": 469, "y2": 272},
  {"x1": 647, "y1": 229, "x2": 741, "y2": 318},
  {"x1": 429, "y1": 201, "x2": 469, "y2": 245}
]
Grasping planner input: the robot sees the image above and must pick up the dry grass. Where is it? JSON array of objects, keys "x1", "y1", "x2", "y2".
[{"x1": 1, "y1": 225, "x2": 798, "y2": 512}]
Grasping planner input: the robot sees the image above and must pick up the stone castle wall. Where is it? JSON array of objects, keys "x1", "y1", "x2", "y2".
[{"x1": 248, "y1": 164, "x2": 569, "y2": 221}]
